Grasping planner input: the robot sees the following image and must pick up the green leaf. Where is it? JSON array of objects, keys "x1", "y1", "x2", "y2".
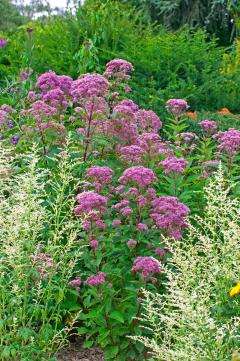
[
  {"x1": 82, "y1": 340, "x2": 94, "y2": 348},
  {"x1": 78, "y1": 327, "x2": 88, "y2": 335},
  {"x1": 104, "y1": 345, "x2": 119, "y2": 359},
  {"x1": 109, "y1": 311, "x2": 125, "y2": 323}
]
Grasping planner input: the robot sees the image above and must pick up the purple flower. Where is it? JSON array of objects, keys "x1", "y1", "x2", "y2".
[
  {"x1": 0, "y1": 110, "x2": 9, "y2": 128},
  {"x1": 0, "y1": 104, "x2": 16, "y2": 114},
  {"x1": 87, "y1": 166, "x2": 114, "y2": 185},
  {"x1": 71, "y1": 73, "x2": 110, "y2": 100},
  {"x1": 120, "y1": 207, "x2": 133, "y2": 216},
  {"x1": 0, "y1": 38, "x2": 7, "y2": 48},
  {"x1": 119, "y1": 145, "x2": 144, "y2": 163},
  {"x1": 119, "y1": 166, "x2": 157, "y2": 188},
  {"x1": 95, "y1": 219, "x2": 106, "y2": 230},
  {"x1": 104, "y1": 58, "x2": 134, "y2": 80},
  {"x1": 7, "y1": 121, "x2": 13, "y2": 129},
  {"x1": 68, "y1": 277, "x2": 81, "y2": 291},
  {"x1": 112, "y1": 103, "x2": 138, "y2": 144},
  {"x1": 198, "y1": 120, "x2": 217, "y2": 134},
  {"x1": 179, "y1": 132, "x2": 198, "y2": 143},
  {"x1": 135, "y1": 132, "x2": 163, "y2": 156},
  {"x1": 112, "y1": 220, "x2": 122, "y2": 227},
  {"x1": 155, "y1": 248, "x2": 165, "y2": 256},
  {"x1": 89, "y1": 239, "x2": 98, "y2": 249},
  {"x1": 118, "y1": 99, "x2": 139, "y2": 112},
  {"x1": 42, "y1": 87, "x2": 68, "y2": 108},
  {"x1": 213, "y1": 128, "x2": 240, "y2": 156},
  {"x1": 26, "y1": 100, "x2": 57, "y2": 121},
  {"x1": 137, "y1": 223, "x2": 148, "y2": 231},
  {"x1": 36, "y1": 71, "x2": 60, "y2": 91},
  {"x1": 166, "y1": 99, "x2": 189, "y2": 115},
  {"x1": 134, "y1": 109, "x2": 162, "y2": 133},
  {"x1": 127, "y1": 239, "x2": 137, "y2": 247},
  {"x1": 75, "y1": 191, "x2": 108, "y2": 216},
  {"x1": 151, "y1": 197, "x2": 189, "y2": 240},
  {"x1": 138, "y1": 195, "x2": 147, "y2": 207},
  {"x1": 86, "y1": 272, "x2": 107, "y2": 287},
  {"x1": 82, "y1": 220, "x2": 91, "y2": 231},
  {"x1": 12, "y1": 136, "x2": 20, "y2": 145},
  {"x1": 159, "y1": 156, "x2": 189, "y2": 174},
  {"x1": 132, "y1": 256, "x2": 161, "y2": 280}
]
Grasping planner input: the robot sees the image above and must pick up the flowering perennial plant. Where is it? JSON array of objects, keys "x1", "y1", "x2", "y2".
[
  {"x1": 0, "y1": 38, "x2": 7, "y2": 48},
  {"x1": 134, "y1": 109, "x2": 162, "y2": 133},
  {"x1": 132, "y1": 256, "x2": 161, "y2": 281},
  {"x1": 159, "y1": 156, "x2": 189, "y2": 174},
  {"x1": 214, "y1": 128, "x2": 240, "y2": 156},
  {"x1": 198, "y1": 119, "x2": 218, "y2": 134},
  {"x1": 165, "y1": 98, "x2": 189, "y2": 115},
  {"x1": 151, "y1": 196, "x2": 189, "y2": 240},
  {"x1": 104, "y1": 58, "x2": 134, "y2": 81},
  {"x1": 2, "y1": 57, "x2": 240, "y2": 360},
  {"x1": 75, "y1": 191, "x2": 108, "y2": 216},
  {"x1": 131, "y1": 170, "x2": 240, "y2": 361},
  {"x1": 119, "y1": 166, "x2": 157, "y2": 187}
]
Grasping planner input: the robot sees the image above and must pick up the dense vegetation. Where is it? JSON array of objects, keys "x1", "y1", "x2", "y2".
[
  {"x1": 0, "y1": 1, "x2": 240, "y2": 360},
  {"x1": 1, "y1": 0, "x2": 240, "y2": 115}
]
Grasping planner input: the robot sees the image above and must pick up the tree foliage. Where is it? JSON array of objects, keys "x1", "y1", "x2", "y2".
[{"x1": 121, "y1": 0, "x2": 239, "y2": 43}]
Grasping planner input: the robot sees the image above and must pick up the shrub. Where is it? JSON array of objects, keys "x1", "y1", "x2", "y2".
[
  {"x1": 131, "y1": 167, "x2": 240, "y2": 360},
  {"x1": 0, "y1": 145, "x2": 82, "y2": 360}
]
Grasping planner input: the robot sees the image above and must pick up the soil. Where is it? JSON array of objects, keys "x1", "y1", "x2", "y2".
[{"x1": 57, "y1": 340, "x2": 105, "y2": 361}]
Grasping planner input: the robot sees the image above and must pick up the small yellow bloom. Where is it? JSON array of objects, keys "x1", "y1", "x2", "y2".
[
  {"x1": 229, "y1": 283, "x2": 240, "y2": 296},
  {"x1": 232, "y1": 351, "x2": 240, "y2": 361}
]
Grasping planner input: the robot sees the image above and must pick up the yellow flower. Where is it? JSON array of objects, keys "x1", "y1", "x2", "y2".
[
  {"x1": 229, "y1": 283, "x2": 240, "y2": 297},
  {"x1": 232, "y1": 351, "x2": 240, "y2": 361}
]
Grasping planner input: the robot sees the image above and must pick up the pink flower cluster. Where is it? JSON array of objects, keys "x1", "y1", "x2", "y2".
[
  {"x1": 132, "y1": 256, "x2": 161, "y2": 280},
  {"x1": 159, "y1": 156, "x2": 189, "y2": 174},
  {"x1": 179, "y1": 132, "x2": 198, "y2": 143},
  {"x1": 213, "y1": 128, "x2": 240, "y2": 156},
  {"x1": 36, "y1": 71, "x2": 73, "y2": 93},
  {"x1": 26, "y1": 100, "x2": 57, "y2": 121},
  {"x1": 71, "y1": 73, "x2": 110, "y2": 101},
  {"x1": 42, "y1": 87, "x2": 68, "y2": 108},
  {"x1": 112, "y1": 102, "x2": 138, "y2": 144},
  {"x1": 0, "y1": 38, "x2": 7, "y2": 48},
  {"x1": 0, "y1": 104, "x2": 16, "y2": 114},
  {"x1": 68, "y1": 277, "x2": 81, "y2": 291},
  {"x1": 151, "y1": 196, "x2": 189, "y2": 240},
  {"x1": 0, "y1": 109, "x2": 9, "y2": 128},
  {"x1": 86, "y1": 272, "x2": 107, "y2": 286},
  {"x1": 104, "y1": 59, "x2": 134, "y2": 80},
  {"x1": 74, "y1": 191, "x2": 108, "y2": 216},
  {"x1": 118, "y1": 99, "x2": 139, "y2": 112},
  {"x1": 166, "y1": 99, "x2": 189, "y2": 115},
  {"x1": 134, "y1": 132, "x2": 162, "y2": 156},
  {"x1": 198, "y1": 120, "x2": 217, "y2": 134},
  {"x1": 87, "y1": 166, "x2": 114, "y2": 186},
  {"x1": 119, "y1": 145, "x2": 144, "y2": 163},
  {"x1": 134, "y1": 109, "x2": 162, "y2": 133},
  {"x1": 31, "y1": 253, "x2": 55, "y2": 280},
  {"x1": 37, "y1": 121, "x2": 66, "y2": 134},
  {"x1": 119, "y1": 166, "x2": 157, "y2": 187}
]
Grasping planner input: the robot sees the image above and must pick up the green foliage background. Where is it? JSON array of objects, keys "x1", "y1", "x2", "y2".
[{"x1": 1, "y1": 0, "x2": 240, "y2": 117}]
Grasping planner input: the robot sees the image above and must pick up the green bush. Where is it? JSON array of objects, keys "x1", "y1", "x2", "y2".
[{"x1": 1, "y1": 0, "x2": 240, "y2": 116}]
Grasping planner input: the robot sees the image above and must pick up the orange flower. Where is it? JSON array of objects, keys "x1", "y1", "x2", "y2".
[
  {"x1": 229, "y1": 283, "x2": 240, "y2": 296},
  {"x1": 185, "y1": 111, "x2": 197, "y2": 119},
  {"x1": 218, "y1": 107, "x2": 232, "y2": 115}
]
